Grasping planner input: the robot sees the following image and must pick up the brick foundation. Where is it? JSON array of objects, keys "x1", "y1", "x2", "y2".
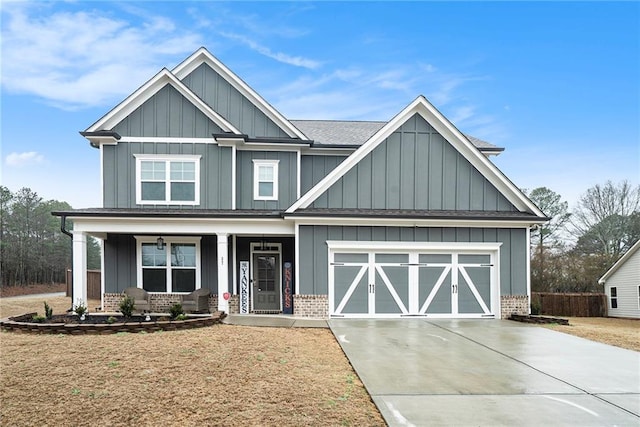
[
  {"x1": 293, "y1": 294, "x2": 328, "y2": 318},
  {"x1": 501, "y1": 295, "x2": 529, "y2": 318},
  {"x1": 104, "y1": 293, "x2": 221, "y2": 314}
]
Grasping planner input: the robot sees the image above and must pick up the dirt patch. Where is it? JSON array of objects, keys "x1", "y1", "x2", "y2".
[
  {"x1": 0, "y1": 295, "x2": 102, "y2": 319},
  {"x1": 543, "y1": 317, "x2": 640, "y2": 352},
  {"x1": 0, "y1": 283, "x2": 66, "y2": 297},
  {"x1": 0, "y1": 296, "x2": 384, "y2": 426}
]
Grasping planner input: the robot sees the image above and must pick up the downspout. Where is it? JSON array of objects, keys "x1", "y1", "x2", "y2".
[{"x1": 60, "y1": 215, "x2": 73, "y2": 312}]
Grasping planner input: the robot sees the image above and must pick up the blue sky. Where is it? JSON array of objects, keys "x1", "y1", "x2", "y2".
[{"x1": 1, "y1": 1, "x2": 638, "y2": 210}]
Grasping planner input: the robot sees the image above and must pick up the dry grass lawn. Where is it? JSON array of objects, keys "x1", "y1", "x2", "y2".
[
  {"x1": 0, "y1": 296, "x2": 384, "y2": 426},
  {"x1": 543, "y1": 317, "x2": 640, "y2": 352}
]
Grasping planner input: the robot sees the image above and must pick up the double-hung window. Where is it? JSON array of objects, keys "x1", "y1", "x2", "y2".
[
  {"x1": 610, "y1": 287, "x2": 618, "y2": 309},
  {"x1": 137, "y1": 237, "x2": 201, "y2": 293},
  {"x1": 135, "y1": 155, "x2": 201, "y2": 205},
  {"x1": 253, "y1": 159, "x2": 279, "y2": 200}
]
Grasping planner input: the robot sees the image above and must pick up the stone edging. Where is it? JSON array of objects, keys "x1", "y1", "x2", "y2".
[{"x1": 0, "y1": 312, "x2": 226, "y2": 335}]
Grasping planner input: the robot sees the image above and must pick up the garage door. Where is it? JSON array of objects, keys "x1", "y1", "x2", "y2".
[{"x1": 328, "y1": 242, "x2": 501, "y2": 318}]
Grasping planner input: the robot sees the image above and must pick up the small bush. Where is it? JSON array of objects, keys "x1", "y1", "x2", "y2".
[
  {"x1": 531, "y1": 300, "x2": 541, "y2": 315},
  {"x1": 32, "y1": 315, "x2": 46, "y2": 323},
  {"x1": 44, "y1": 302, "x2": 53, "y2": 320},
  {"x1": 175, "y1": 313, "x2": 187, "y2": 321},
  {"x1": 119, "y1": 295, "x2": 135, "y2": 317},
  {"x1": 106, "y1": 316, "x2": 117, "y2": 324},
  {"x1": 74, "y1": 299, "x2": 87, "y2": 317},
  {"x1": 169, "y1": 303, "x2": 184, "y2": 319}
]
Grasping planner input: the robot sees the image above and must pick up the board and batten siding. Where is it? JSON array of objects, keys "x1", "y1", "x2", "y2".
[
  {"x1": 604, "y1": 249, "x2": 640, "y2": 319},
  {"x1": 311, "y1": 114, "x2": 516, "y2": 211},
  {"x1": 112, "y1": 85, "x2": 224, "y2": 138},
  {"x1": 300, "y1": 155, "x2": 348, "y2": 194},
  {"x1": 236, "y1": 151, "x2": 297, "y2": 210},
  {"x1": 181, "y1": 63, "x2": 289, "y2": 138},
  {"x1": 102, "y1": 142, "x2": 233, "y2": 209},
  {"x1": 298, "y1": 225, "x2": 527, "y2": 297},
  {"x1": 103, "y1": 234, "x2": 220, "y2": 294}
]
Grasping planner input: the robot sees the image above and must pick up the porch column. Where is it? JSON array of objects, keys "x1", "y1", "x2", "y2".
[
  {"x1": 217, "y1": 233, "x2": 229, "y2": 313},
  {"x1": 72, "y1": 231, "x2": 87, "y2": 309}
]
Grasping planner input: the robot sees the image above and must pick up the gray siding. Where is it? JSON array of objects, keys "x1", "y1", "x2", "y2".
[
  {"x1": 311, "y1": 114, "x2": 516, "y2": 211},
  {"x1": 112, "y1": 85, "x2": 224, "y2": 137},
  {"x1": 298, "y1": 225, "x2": 527, "y2": 296},
  {"x1": 300, "y1": 155, "x2": 348, "y2": 194},
  {"x1": 102, "y1": 142, "x2": 232, "y2": 209},
  {"x1": 236, "y1": 151, "x2": 297, "y2": 210},
  {"x1": 104, "y1": 234, "x2": 219, "y2": 293},
  {"x1": 181, "y1": 64, "x2": 289, "y2": 138}
]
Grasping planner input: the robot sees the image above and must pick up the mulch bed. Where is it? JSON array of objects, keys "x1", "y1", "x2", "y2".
[{"x1": 509, "y1": 314, "x2": 569, "y2": 325}]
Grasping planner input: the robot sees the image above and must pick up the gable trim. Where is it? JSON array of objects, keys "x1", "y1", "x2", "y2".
[
  {"x1": 172, "y1": 47, "x2": 308, "y2": 140},
  {"x1": 599, "y1": 239, "x2": 640, "y2": 284},
  {"x1": 85, "y1": 68, "x2": 241, "y2": 134},
  {"x1": 287, "y1": 96, "x2": 545, "y2": 218}
]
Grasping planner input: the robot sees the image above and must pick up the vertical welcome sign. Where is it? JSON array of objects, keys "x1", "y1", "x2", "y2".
[
  {"x1": 239, "y1": 261, "x2": 249, "y2": 314},
  {"x1": 283, "y1": 262, "x2": 293, "y2": 314}
]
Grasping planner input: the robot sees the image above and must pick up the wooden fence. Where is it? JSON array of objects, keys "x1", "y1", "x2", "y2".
[
  {"x1": 66, "y1": 270, "x2": 101, "y2": 300},
  {"x1": 531, "y1": 292, "x2": 607, "y2": 317}
]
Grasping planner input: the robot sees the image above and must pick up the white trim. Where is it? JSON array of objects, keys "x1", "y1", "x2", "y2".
[
  {"x1": 294, "y1": 222, "x2": 300, "y2": 295},
  {"x1": 296, "y1": 150, "x2": 301, "y2": 200},
  {"x1": 252, "y1": 159, "x2": 279, "y2": 201},
  {"x1": 231, "y1": 145, "x2": 237, "y2": 210},
  {"x1": 232, "y1": 235, "x2": 237, "y2": 294},
  {"x1": 134, "y1": 154, "x2": 202, "y2": 206},
  {"x1": 287, "y1": 96, "x2": 545, "y2": 218},
  {"x1": 599, "y1": 239, "x2": 640, "y2": 283},
  {"x1": 216, "y1": 233, "x2": 229, "y2": 312},
  {"x1": 327, "y1": 241, "x2": 502, "y2": 252},
  {"x1": 85, "y1": 68, "x2": 241, "y2": 134},
  {"x1": 120, "y1": 137, "x2": 218, "y2": 144},
  {"x1": 72, "y1": 231, "x2": 88, "y2": 308},
  {"x1": 99, "y1": 145, "x2": 104, "y2": 208},
  {"x1": 291, "y1": 216, "x2": 546, "y2": 228},
  {"x1": 172, "y1": 48, "x2": 307, "y2": 140},
  {"x1": 249, "y1": 242, "x2": 283, "y2": 312},
  {"x1": 100, "y1": 238, "x2": 105, "y2": 311},
  {"x1": 526, "y1": 226, "x2": 532, "y2": 314},
  {"x1": 134, "y1": 235, "x2": 201, "y2": 293}
]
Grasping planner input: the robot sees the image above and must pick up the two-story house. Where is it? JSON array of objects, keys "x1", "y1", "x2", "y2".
[{"x1": 54, "y1": 47, "x2": 547, "y2": 319}]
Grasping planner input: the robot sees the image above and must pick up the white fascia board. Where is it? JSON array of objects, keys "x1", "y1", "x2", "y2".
[
  {"x1": 287, "y1": 96, "x2": 545, "y2": 218},
  {"x1": 288, "y1": 216, "x2": 545, "y2": 228},
  {"x1": 121, "y1": 137, "x2": 217, "y2": 144},
  {"x1": 70, "y1": 216, "x2": 295, "y2": 235},
  {"x1": 598, "y1": 239, "x2": 640, "y2": 283},
  {"x1": 85, "y1": 68, "x2": 241, "y2": 134},
  {"x1": 327, "y1": 240, "x2": 502, "y2": 252},
  {"x1": 172, "y1": 47, "x2": 308, "y2": 140}
]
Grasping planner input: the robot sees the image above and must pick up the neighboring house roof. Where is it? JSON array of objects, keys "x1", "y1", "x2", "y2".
[
  {"x1": 287, "y1": 96, "x2": 546, "y2": 218},
  {"x1": 598, "y1": 239, "x2": 640, "y2": 284},
  {"x1": 292, "y1": 119, "x2": 504, "y2": 153},
  {"x1": 85, "y1": 68, "x2": 241, "y2": 135}
]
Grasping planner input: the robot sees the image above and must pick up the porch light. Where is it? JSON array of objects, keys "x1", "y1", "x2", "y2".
[{"x1": 156, "y1": 236, "x2": 165, "y2": 250}]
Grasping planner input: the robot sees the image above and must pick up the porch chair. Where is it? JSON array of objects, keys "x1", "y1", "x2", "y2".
[
  {"x1": 123, "y1": 287, "x2": 152, "y2": 313},
  {"x1": 181, "y1": 288, "x2": 211, "y2": 313}
]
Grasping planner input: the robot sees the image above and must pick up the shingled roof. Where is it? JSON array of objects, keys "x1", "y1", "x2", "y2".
[{"x1": 291, "y1": 119, "x2": 503, "y2": 152}]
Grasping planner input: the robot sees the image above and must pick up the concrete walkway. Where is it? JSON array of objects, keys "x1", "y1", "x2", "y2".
[
  {"x1": 223, "y1": 314, "x2": 328, "y2": 328},
  {"x1": 329, "y1": 318, "x2": 640, "y2": 427}
]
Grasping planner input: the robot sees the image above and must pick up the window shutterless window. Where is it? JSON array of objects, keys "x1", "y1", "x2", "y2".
[
  {"x1": 136, "y1": 237, "x2": 201, "y2": 293},
  {"x1": 610, "y1": 287, "x2": 617, "y2": 309},
  {"x1": 253, "y1": 159, "x2": 279, "y2": 200},
  {"x1": 135, "y1": 155, "x2": 201, "y2": 205}
]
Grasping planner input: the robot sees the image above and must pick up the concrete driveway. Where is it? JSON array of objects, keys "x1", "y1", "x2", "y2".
[{"x1": 329, "y1": 319, "x2": 640, "y2": 427}]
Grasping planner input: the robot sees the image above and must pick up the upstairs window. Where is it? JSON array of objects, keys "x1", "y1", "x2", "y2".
[
  {"x1": 253, "y1": 159, "x2": 279, "y2": 201},
  {"x1": 135, "y1": 155, "x2": 201, "y2": 205},
  {"x1": 610, "y1": 287, "x2": 618, "y2": 309}
]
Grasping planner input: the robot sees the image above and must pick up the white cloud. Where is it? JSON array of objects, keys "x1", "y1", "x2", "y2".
[
  {"x1": 5, "y1": 151, "x2": 45, "y2": 167},
  {"x1": 0, "y1": 3, "x2": 201, "y2": 109},
  {"x1": 219, "y1": 32, "x2": 321, "y2": 69}
]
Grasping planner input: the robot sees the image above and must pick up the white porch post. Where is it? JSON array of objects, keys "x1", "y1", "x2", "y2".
[
  {"x1": 72, "y1": 231, "x2": 88, "y2": 309},
  {"x1": 217, "y1": 233, "x2": 229, "y2": 313}
]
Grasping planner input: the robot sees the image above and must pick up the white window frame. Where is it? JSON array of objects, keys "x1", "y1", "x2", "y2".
[
  {"x1": 610, "y1": 286, "x2": 618, "y2": 309},
  {"x1": 135, "y1": 236, "x2": 201, "y2": 293},
  {"x1": 637, "y1": 285, "x2": 640, "y2": 309},
  {"x1": 134, "y1": 154, "x2": 201, "y2": 205},
  {"x1": 253, "y1": 159, "x2": 279, "y2": 201}
]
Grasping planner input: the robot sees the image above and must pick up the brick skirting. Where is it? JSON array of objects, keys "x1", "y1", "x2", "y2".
[
  {"x1": 501, "y1": 295, "x2": 530, "y2": 318},
  {"x1": 293, "y1": 294, "x2": 328, "y2": 318}
]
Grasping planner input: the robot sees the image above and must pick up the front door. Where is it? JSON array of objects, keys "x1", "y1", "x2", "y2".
[{"x1": 252, "y1": 252, "x2": 281, "y2": 311}]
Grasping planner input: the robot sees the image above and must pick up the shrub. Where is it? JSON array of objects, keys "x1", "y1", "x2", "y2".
[
  {"x1": 106, "y1": 316, "x2": 117, "y2": 324},
  {"x1": 32, "y1": 315, "x2": 46, "y2": 323},
  {"x1": 119, "y1": 295, "x2": 135, "y2": 318},
  {"x1": 175, "y1": 313, "x2": 187, "y2": 321},
  {"x1": 44, "y1": 302, "x2": 53, "y2": 320},
  {"x1": 74, "y1": 299, "x2": 87, "y2": 317},
  {"x1": 530, "y1": 300, "x2": 541, "y2": 315},
  {"x1": 169, "y1": 303, "x2": 184, "y2": 319}
]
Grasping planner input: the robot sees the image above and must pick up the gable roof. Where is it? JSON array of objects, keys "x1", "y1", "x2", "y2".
[
  {"x1": 292, "y1": 119, "x2": 503, "y2": 153},
  {"x1": 172, "y1": 47, "x2": 307, "y2": 140},
  {"x1": 598, "y1": 239, "x2": 640, "y2": 284},
  {"x1": 85, "y1": 68, "x2": 241, "y2": 134},
  {"x1": 287, "y1": 96, "x2": 546, "y2": 218}
]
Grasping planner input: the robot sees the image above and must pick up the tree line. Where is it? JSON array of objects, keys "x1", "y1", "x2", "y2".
[
  {"x1": 526, "y1": 180, "x2": 640, "y2": 293},
  {"x1": 0, "y1": 186, "x2": 100, "y2": 287}
]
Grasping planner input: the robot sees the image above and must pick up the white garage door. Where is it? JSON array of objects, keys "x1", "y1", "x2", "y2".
[{"x1": 328, "y1": 242, "x2": 501, "y2": 319}]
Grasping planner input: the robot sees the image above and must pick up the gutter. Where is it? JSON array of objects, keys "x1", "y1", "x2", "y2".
[{"x1": 59, "y1": 215, "x2": 73, "y2": 312}]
